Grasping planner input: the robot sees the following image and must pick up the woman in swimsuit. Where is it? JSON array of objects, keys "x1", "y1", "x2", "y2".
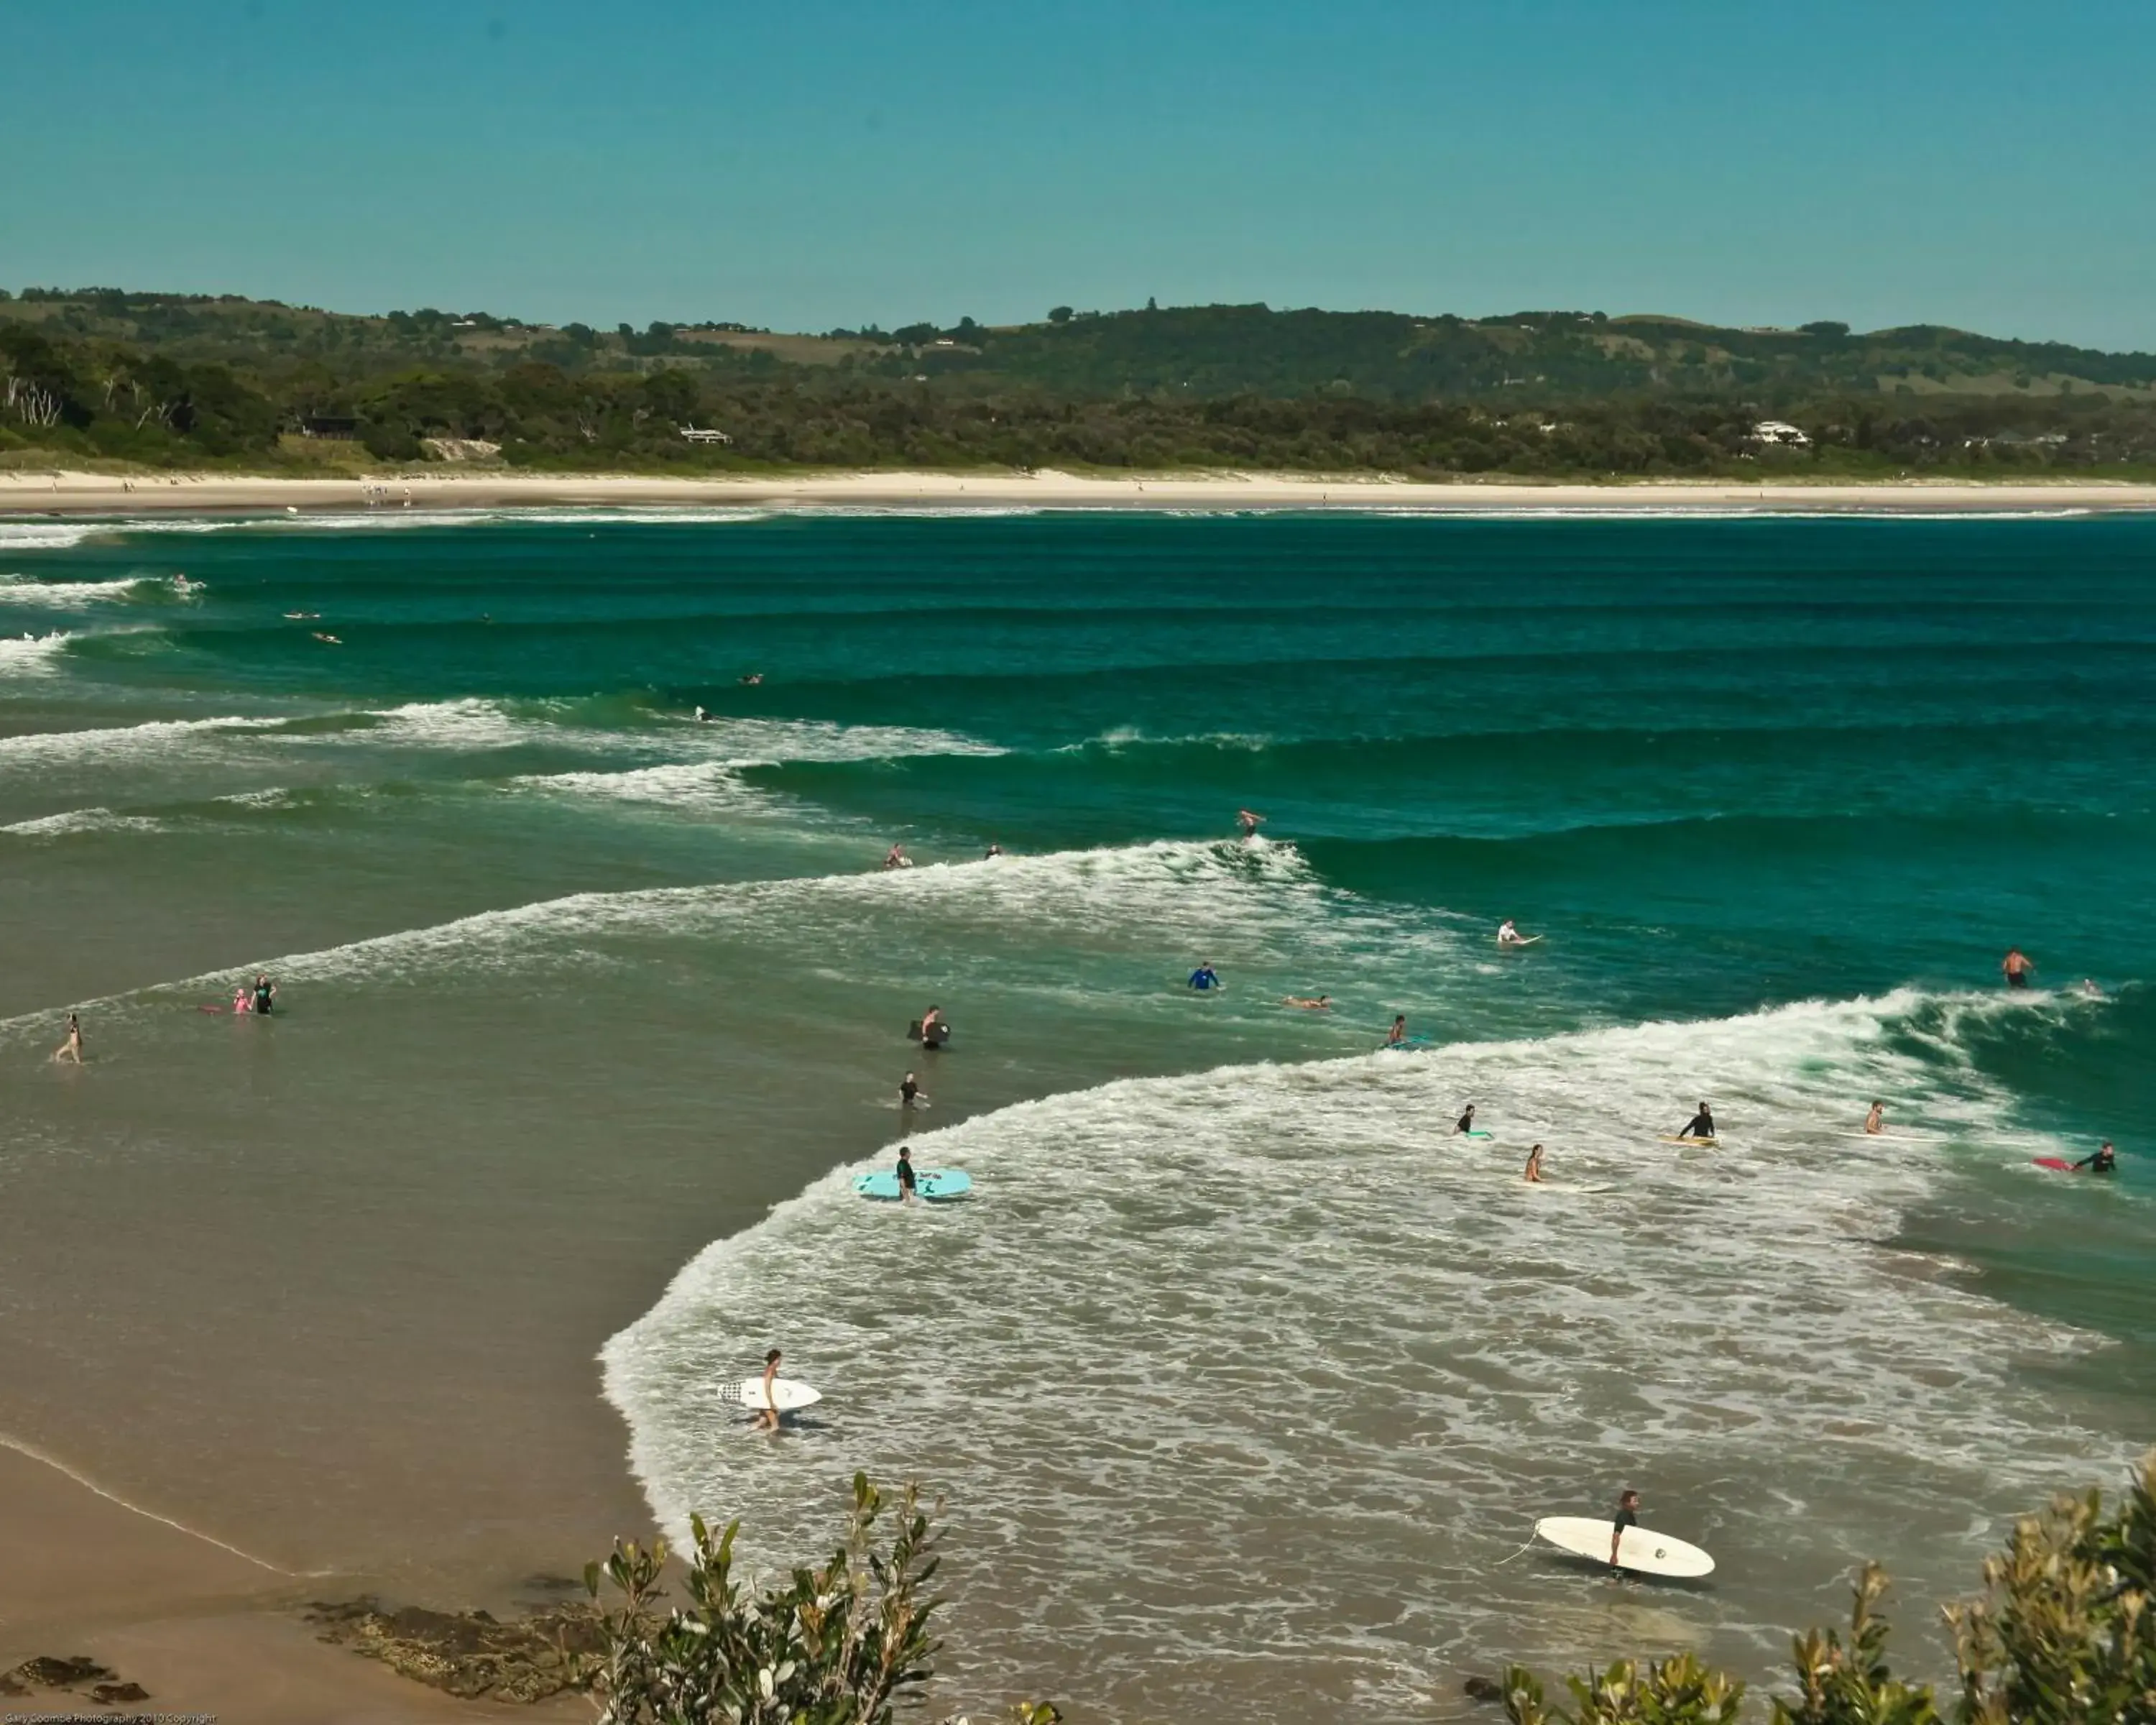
[{"x1": 53, "y1": 1013, "x2": 84, "y2": 1064}]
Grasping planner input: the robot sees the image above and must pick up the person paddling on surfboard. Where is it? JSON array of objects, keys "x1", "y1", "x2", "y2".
[
  {"x1": 1863, "y1": 1100, "x2": 1885, "y2": 1136},
  {"x1": 1610, "y1": 1489, "x2": 1641, "y2": 1573},
  {"x1": 1281, "y1": 993, "x2": 1332, "y2": 1010},
  {"x1": 1676, "y1": 1101, "x2": 1715, "y2": 1141},
  {"x1": 2073, "y1": 1141, "x2": 2117, "y2": 1175},
  {"x1": 757, "y1": 1348, "x2": 784, "y2": 1432}
]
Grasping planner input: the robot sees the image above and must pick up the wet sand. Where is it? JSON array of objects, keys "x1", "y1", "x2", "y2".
[{"x1": 6, "y1": 466, "x2": 2156, "y2": 515}]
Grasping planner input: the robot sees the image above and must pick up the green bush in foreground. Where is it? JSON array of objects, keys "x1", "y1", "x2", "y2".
[
  {"x1": 584, "y1": 1471, "x2": 1056, "y2": 1725},
  {"x1": 1502, "y1": 1452, "x2": 2156, "y2": 1724}
]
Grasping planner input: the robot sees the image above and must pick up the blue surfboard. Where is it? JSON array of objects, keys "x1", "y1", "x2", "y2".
[{"x1": 854, "y1": 1168, "x2": 974, "y2": 1203}]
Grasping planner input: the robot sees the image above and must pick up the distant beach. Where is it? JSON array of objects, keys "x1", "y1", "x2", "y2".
[{"x1": 6, "y1": 466, "x2": 2156, "y2": 517}]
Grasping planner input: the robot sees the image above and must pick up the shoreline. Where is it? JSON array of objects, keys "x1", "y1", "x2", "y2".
[{"x1": 6, "y1": 466, "x2": 2156, "y2": 517}]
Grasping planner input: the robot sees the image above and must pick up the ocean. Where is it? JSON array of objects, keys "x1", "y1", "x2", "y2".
[{"x1": 0, "y1": 505, "x2": 2149, "y2": 1720}]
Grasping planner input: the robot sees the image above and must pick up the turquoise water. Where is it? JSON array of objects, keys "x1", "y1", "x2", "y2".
[{"x1": 0, "y1": 507, "x2": 2149, "y2": 1717}]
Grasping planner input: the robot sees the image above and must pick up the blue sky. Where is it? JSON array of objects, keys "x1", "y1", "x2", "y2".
[{"x1": 8, "y1": 0, "x2": 2152, "y2": 346}]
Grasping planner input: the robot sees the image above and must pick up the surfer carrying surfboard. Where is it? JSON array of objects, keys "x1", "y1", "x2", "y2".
[
  {"x1": 757, "y1": 1348, "x2": 784, "y2": 1432},
  {"x1": 1610, "y1": 1489, "x2": 1640, "y2": 1570},
  {"x1": 1676, "y1": 1101, "x2": 1715, "y2": 1142}
]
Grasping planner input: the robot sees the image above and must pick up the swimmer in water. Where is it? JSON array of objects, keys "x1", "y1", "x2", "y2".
[
  {"x1": 1281, "y1": 993, "x2": 1332, "y2": 1010},
  {"x1": 1386, "y1": 1014, "x2": 1408, "y2": 1046},
  {"x1": 756, "y1": 1348, "x2": 784, "y2": 1432},
  {"x1": 2002, "y1": 947, "x2": 2035, "y2": 989},
  {"x1": 2073, "y1": 1141, "x2": 2117, "y2": 1175},
  {"x1": 895, "y1": 1144, "x2": 918, "y2": 1204},
  {"x1": 1187, "y1": 963, "x2": 1222, "y2": 993},
  {"x1": 53, "y1": 1012, "x2": 84, "y2": 1064},
  {"x1": 1524, "y1": 1144, "x2": 1545, "y2": 1183},
  {"x1": 1676, "y1": 1101, "x2": 1715, "y2": 1141},
  {"x1": 1454, "y1": 1104, "x2": 1477, "y2": 1135},
  {"x1": 1236, "y1": 809, "x2": 1264, "y2": 840},
  {"x1": 1863, "y1": 1100, "x2": 1885, "y2": 1135}
]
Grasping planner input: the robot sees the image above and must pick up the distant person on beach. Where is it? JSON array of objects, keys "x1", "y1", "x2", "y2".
[
  {"x1": 895, "y1": 1144, "x2": 918, "y2": 1203},
  {"x1": 1676, "y1": 1101, "x2": 1715, "y2": 1141},
  {"x1": 52, "y1": 1013, "x2": 84, "y2": 1064},
  {"x1": 1610, "y1": 1489, "x2": 1641, "y2": 1570},
  {"x1": 900, "y1": 1071, "x2": 926, "y2": 1110},
  {"x1": 1386, "y1": 1013, "x2": 1408, "y2": 1046},
  {"x1": 757, "y1": 1348, "x2": 784, "y2": 1432},
  {"x1": 1188, "y1": 963, "x2": 1222, "y2": 993},
  {"x1": 883, "y1": 843, "x2": 910, "y2": 870},
  {"x1": 1281, "y1": 993, "x2": 1332, "y2": 1009},
  {"x1": 2073, "y1": 1141, "x2": 2118, "y2": 1175},
  {"x1": 252, "y1": 974, "x2": 277, "y2": 1016},
  {"x1": 1454, "y1": 1105, "x2": 1477, "y2": 1135},
  {"x1": 1863, "y1": 1100, "x2": 1886, "y2": 1135},
  {"x1": 1236, "y1": 809, "x2": 1264, "y2": 839},
  {"x1": 2002, "y1": 947, "x2": 2035, "y2": 989},
  {"x1": 1524, "y1": 1144, "x2": 1545, "y2": 1183}
]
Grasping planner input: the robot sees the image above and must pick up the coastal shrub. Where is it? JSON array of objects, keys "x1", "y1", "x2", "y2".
[
  {"x1": 1500, "y1": 1452, "x2": 2156, "y2": 1724},
  {"x1": 584, "y1": 1470, "x2": 1058, "y2": 1725}
]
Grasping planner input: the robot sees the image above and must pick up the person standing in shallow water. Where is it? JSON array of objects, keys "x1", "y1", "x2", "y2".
[
  {"x1": 252, "y1": 974, "x2": 277, "y2": 1016},
  {"x1": 52, "y1": 1012, "x2": 84, "y2": 1064},
  {"x1": 2002, "y1": 947, "x2": 2035, "y2": 989},
  {"x1": 756, "y1": 1348, "x2": 784, "y2": 1432},
  {"x1": 1523, "y1": 1144, "x2": 1545, "y2": 1184},
  {"x1": 1610, "y1": 1489, "x2": 1641, "y2": 1571}
]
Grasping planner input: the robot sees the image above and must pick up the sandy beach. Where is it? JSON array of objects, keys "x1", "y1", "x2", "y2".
[{"x1": 4, "y1": 466, "x2": 2156, "y2": 516}]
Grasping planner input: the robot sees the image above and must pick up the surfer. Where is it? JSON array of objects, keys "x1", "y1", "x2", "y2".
[
  {"x1": 2002, "y1": 947, "x2": 2035, "y2": 989},
  {"x1": 1453, "y1": 1105, "x2": 1478, "y2": 1135},
  {"x1": 1524, "y1": 1144, "x2": 1545, "y2": 1183},
  {"x1": 883, "y1": 843, "x2": 909, "y2": 871},
  {"x1": 895, "y1": 1144, "x2": 918, "y2": 1203},
  {"x1": 1386, "y1": 1014, "x2": 1408, "y2": 1046},
  {"x1": 1862, "y1": 1100, "x2": 1885, "y2": 1135},
  {"x1": 756, "y1": 1348, "x2": 784, "y2": 1432},
  {"x1": 1187, "y1": 963, "x2": 1222, "y2": 993},
  {"x1": 1676, "y1": 1101, "x2": 1715, "y2": 1141},
  {"x1": 1236, "y1": 809, "x2": 1264, "y2": 840},
  {"x1": 1281, "y1": 993, "x2": 1332, "y2": 1010},
  {"x1": 739, "y1": 672, "x2": 764, "y2": 686},
  {"x1": 899, "y1": 1071, "x2": 926, "y2": 1110},
  {"x1": 2073, "y1": 1141, "x2": 2118, "y2": 1175},
  {"x1": 694, "y1": 705, "x2": 709, "y2": 722},
  {"x1": 52, "y1": 1012, "x2": 84, "y2": 1065},
  {"x1": 312, "y1": 631, "x2": 341, "y2": 645},
  {"x1": 252, "y1": 974, "x2": 277, "y2": 1016},
  {"x1": 1610, "y1": 1489, "x2": 1641, "y2": 1571},
  {"x1": 984, "y1": 842, "x2": 1005, "y2": 858},
  {"x1": 1497, "y1": 919, "x2": 1528, "y2": 946}
]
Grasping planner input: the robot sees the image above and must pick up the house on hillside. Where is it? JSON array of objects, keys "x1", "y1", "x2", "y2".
[
  {"x1": 1748, "y1": 420, "x2": 1811, "y2": 446},
  {"x1": 299, "y1": 415, "x2": 359, "y2": 439},
  {"x1": 678, "y1": 426, "x2": 732, "y2": 444}
]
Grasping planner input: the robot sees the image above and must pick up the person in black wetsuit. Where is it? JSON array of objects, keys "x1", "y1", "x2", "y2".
[
  {"x1": 1454, "y1": 1105, "x2": 1477, "y2": 1135},
  {"x1": 2073, "y1": 1141, "x2": 2117, "y2": 1175},
  {"x1": 1610, "y1": 1489, "x2": 1641, "y2": 1571},
  {"x1": 1676, "y1": 1102, "x2": 1715, "y2": 1141},
  {"x1": 895, "y1": 1144, "x2": 918, "y2": 1204},
  {"x1": 899, "y1": 1071, "x2": 926, "y2": 1110}
]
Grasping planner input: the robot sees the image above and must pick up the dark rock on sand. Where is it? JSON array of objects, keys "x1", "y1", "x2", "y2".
[
  {"x1": 1463, "y1": 1673, "x2": 1506, "y2": 1703},
  {"x1": 305, "y1": 1596, "x2": 605, "y2": 1704},
  {"x1": 9, "y1": 1655, "x2": 117, "y2": 1688},
  {"x1": 91, "y1": 1681, "x2": 153, "y2": 1703}
]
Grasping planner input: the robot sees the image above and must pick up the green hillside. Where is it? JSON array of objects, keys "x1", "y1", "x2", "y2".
[{"x1": 4, "y1": 287, "x2": 2154, "y2": 479}]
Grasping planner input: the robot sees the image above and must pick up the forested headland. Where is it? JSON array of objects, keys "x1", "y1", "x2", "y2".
[{"x1": 4, "y1": 286, "x2": 2155, "y2": 479}]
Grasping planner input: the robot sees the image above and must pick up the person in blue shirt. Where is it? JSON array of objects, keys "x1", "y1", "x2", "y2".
[{"x1": 1187, "y1": 963, "x2": 1221, "y2": 992}]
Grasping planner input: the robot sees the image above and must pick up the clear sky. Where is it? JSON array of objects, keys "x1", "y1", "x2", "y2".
[{"x1": 9, "y1": 0, "x2": 2152, "y2": 347}]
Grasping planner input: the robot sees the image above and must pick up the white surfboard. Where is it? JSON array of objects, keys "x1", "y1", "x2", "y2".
[
  {"x1": 723, "y1": 1376, "x2": 823, "y2": 1412},
  {"x1": 1534, "y1": 1516, "x2": 1715, "y2": 1578},
  {"x1": 1499, "y1": 935, "x2": 1544, "y2": 947}
]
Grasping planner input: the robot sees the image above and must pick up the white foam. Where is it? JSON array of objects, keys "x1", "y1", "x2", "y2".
[
  {"x1": 0, "y1": 713, "x2": 285, "y2": 767},
  {"x1": 512, "y1": 760, "x2": 774, "y2": 815},
  {"x1": 599, "y1": 989, "x2": 2125, "y2": 1719},
  {"x1": 0, "y1": 806, "x2": 165, "y2": 837},
  {"x1": 0, "y1": 574, "x2": 167, "y2": 607},
  {"x1": 0, "y1": 523, "x2": 101, "y2": 551},
  {"x1": 0, "y1": 630, "x2": 73, "y2": 676}
]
